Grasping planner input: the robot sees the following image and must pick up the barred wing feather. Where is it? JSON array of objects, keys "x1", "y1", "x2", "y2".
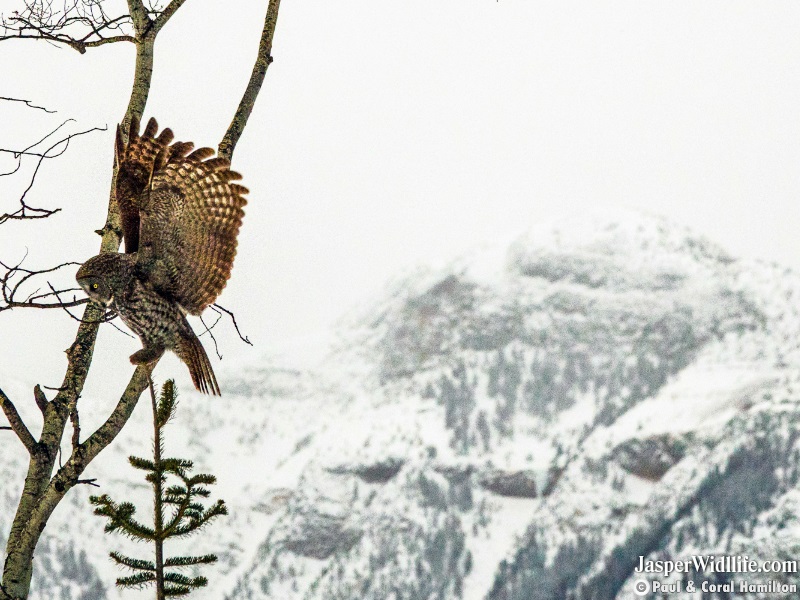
[
  {"x1": 136, "y1": 148, "x2": 248, "y2": 314},
  {"x1": 114, "y1": 117, "x2": 178, "y2": 253}
]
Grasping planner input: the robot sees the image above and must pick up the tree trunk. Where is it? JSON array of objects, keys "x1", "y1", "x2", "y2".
[{"x1": 0, "y1": 33, "x2": 155, "y2": 600}]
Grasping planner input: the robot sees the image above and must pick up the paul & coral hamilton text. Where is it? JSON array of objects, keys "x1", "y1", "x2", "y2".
[{"x1": 636, "y1": 555, "x2": 797, "y2": 577}]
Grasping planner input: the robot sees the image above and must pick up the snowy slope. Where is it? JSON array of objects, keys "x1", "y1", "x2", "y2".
[{"x1": 3, "y1": 211, "x2": 800, "y2": 599}]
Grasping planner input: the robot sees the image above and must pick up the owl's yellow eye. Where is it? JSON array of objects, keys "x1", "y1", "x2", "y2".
[{"x1": 92, "y1": 283, "x2": 99, "y2": 290}]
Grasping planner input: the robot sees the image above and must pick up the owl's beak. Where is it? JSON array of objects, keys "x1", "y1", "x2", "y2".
[{"x1": 95, "y1": 293, "x2": 113, "y2": 307}]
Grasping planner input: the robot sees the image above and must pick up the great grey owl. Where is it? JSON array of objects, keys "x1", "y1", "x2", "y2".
[{"x1": 76, "y1": 117, "x2": 248, "y2": 395}]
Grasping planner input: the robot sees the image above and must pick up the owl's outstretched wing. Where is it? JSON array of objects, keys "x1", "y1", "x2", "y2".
[
  {"x1": 136, "y1": 141, "x2": 248, "y2": 315},
  {"x1": 115, "y1": 117, "x2": 194, "y2": 253}
]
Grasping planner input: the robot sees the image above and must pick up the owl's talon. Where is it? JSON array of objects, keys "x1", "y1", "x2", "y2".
[{"x1": 130, "y1": 346, "x2": 165, "y2": 365}]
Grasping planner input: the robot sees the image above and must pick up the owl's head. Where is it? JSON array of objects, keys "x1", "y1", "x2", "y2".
[{"x1": 76, "y1": 253, "x2": 135, "y2": 306}]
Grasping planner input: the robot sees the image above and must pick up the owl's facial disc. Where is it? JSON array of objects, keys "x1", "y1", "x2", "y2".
[{"x1": 77, "y1": 277, "x2": 113, "y2": 306}]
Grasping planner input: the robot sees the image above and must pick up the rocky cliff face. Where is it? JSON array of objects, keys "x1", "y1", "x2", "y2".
[{"x1": 3, "y1": 213, "x2": 800, "y2": 599}]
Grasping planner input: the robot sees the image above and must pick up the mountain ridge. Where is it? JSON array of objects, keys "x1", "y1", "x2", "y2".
[{"x1": 3, "y1": 211, "x2": 800, "y2": 599}]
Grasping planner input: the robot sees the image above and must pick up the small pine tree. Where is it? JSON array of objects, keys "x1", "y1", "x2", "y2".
[{"x1": 90, "y1": 379, "x2": 228, "y2": 598}]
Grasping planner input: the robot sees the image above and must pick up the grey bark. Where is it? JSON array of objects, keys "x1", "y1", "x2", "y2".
[{"x1": 218, "y1": 0, "x2": 281, "y2": 162}]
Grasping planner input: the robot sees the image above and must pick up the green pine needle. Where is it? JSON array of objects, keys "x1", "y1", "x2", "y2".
[
  {"x1": 186, "y1": 474, "x2": 216, "y2": 486},
  {"x1": 163, "y1": 585, "x2": 192, "y2": 596},
  {"x1": 164, "y1": 554, "x2": 218, "y2": 568},
  {"x1": 109, "y1": 552, "x2": 156, "y2": 572},
  {"x1": 161, "y1": 457, "x2": 193, "y2": 472},
  {"x1": 116, "y1": 572, "x2": 156, "y2": 589},
  {"x1": 164, "y1": 572, "x2": 208, "y2": 588},
  {"x1": 129, "y1": 456, "x2": 157, "y2": 471}
]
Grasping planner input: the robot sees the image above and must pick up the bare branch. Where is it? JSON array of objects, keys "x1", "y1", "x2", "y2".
[
  {"x1": 218, "y1": 0, "x2": 281, "y2": 161},
  {"x1": 1, "y1": 0, "x2": 138, "y2": 53},
  {"x1": 0, "y1": 122, "x2": 106, "y2": 223},
  {"x1": 50, "y1": 300, "x2": 131, "y2": 335},
  {"x1": 1, "y1": 363, "x2": 155, "y2": 598},
  {"x1": 81, "y1": 33, "x2": 136, "y2": 49},
  {"x1": 211, "y1": 303, "x2": 253, "y2": 346},
  {"x1": 0, "y1": 96, "x2": 55, "y2": 113},
  {"x1": 3, "y1": 118, "x2": 75, "y2": 160},
  {"x1": 74, "y1": 364, "x2": 152, "y2": 469},
  {"x1": 106, "y1": 317, "x2": 136, "y2": 338},
  {"x1": 0, "y1": 255, "x2": 132, "y2": 341},
  {"x1": 151, "y1": 0, "x2": 189, "y2": 34},
  {"x1": 198, "y1": 313, "x2": 223, "y2": 360},
  {"x1": 0, "y1": 387, "x2": 37, "y2": 454},
  {"x1": 0, "y1": 256, "x2": 87, "y2": 313},
  {"x1": 1, "y1": 296, "x2": 89, "y2": 312},
  {"x1": 0, "y1": 118, "x2": 73, "y2": 178},
  {"x1": 33, "y1": 385, "x2": 48, "y2": 415}
]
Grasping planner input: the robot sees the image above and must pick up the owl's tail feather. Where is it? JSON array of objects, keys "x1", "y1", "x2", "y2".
[{"x1": 177, "y1": 333, "x2": 221, "y2": 396}]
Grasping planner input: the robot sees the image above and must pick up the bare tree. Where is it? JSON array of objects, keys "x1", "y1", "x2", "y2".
[{"x1": 0, "y1": 1, "x2": 281, "y2": 598}]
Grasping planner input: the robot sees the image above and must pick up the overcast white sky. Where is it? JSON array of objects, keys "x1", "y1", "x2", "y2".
[{"x1": 2, "y1": 0, "x2": 800, "y2": 399}]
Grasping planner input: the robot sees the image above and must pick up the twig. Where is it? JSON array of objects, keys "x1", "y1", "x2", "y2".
[
  {"x1": 211, "y1": 303, "x2": 253, "y2": 346},
  {"x1": 56, "y1": 302, "x2": 129, "y2": 332},
  {"x1": 0, "y1": 119, "x2": 75, "y2": 177},
  {"x1": 0, "y1": 258, "x2": 125, "y2": 330},
  {"x1": 46, "y1": 283, "x2": 117, "y2": 326},
  {"x1": 0, "y1": 256, "x2": 86, "y2": 312},
  {"x1": 0, "y1": 1, "x2": 137, "y2": 53},
  {"x1": 0, "y1": 258, "x2": 88, "y2": 313},
  {"x1": 0, "y1": 96, "x2": 55, "y2": 113},
  {"x1": 9, "y1": 118, "x2": 75, "y2": 158},
  {"x1": 107, "y1": 319, "x2": 135, "y2": 338},
  {"x1": 41, "y1": 385, "x2": 67, "y2": 392},
  {"x1": 198, "y1": 314, "x2": 222, "y2": 360},
  {"x1": 0, "y1": 127, "x2": 108, "y2": 225},
  {"x1": 151, "y1": 0, "x2": 189, "y2": 34},
  {"x1": 0, "y1": 124, "x2": 106, "y2": 223}
]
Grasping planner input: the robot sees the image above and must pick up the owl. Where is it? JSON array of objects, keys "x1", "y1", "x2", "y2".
[{"x1": 76, "y1": 117, "x2": 248, "y2": 395}]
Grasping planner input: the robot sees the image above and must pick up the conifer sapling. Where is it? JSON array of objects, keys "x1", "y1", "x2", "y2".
[{"x1": 90, "y1": 379, "x2": 228, "y2": 598}]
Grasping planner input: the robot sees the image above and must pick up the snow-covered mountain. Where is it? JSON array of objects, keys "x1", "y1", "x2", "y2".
[{"x1": 4, "y1": 212, "x2": 800, "y2": 599}]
